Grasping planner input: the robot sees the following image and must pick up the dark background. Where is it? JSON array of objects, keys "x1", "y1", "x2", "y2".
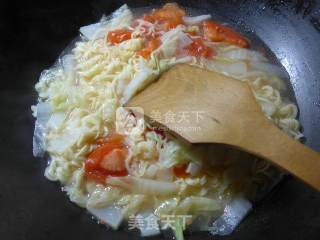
[{"x1": 0, "y1": 0, "x2": 320, "y2": 240}]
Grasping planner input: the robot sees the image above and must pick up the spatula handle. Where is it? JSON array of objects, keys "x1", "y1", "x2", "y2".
[{"x1": 239, "y1": 119, "x2": 320, "y2": 191}]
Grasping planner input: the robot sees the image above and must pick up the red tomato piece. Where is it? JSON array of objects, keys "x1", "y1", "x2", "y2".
[
  {"x1": 84, "y1": 134, "x2": 128, "y2": 183},
  {"x1": 136, "y1": 37, "x2": 161, "y2": 59},
  {"x1": 173, "y1": 164, "x2": 190, "y2": 178},
  {"x1": 152, "y1": 3, "x2": 186, "y2": 21},
  {"x1": 143, "y1": 14, "x2": 156, "y2": 23},
  {"x1": 185, "y1": 38, "x2": 214, "y2": 58},
  {"x1": 150, "y1": 3, "x2": 186, "y2": 30},
  {"x1": 100, "y1": 148, "x2": 128, "y2": 172},
  {"x1": 85, "y1": 170, "x2": 109, "y2": 184},
  {"x1": 202, "y1": 20, "x2": 250, "y2": 48},
  {"x1": 107, "y1": 29, "x2": 132, "y2": 45}
]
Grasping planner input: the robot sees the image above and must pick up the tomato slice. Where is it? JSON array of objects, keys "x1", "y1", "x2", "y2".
[
  {"x1": 202, "y1": 20, "x2": 250, "y2": 48},
  {"x1": 84, "y1": 134, "x2": 128, "y2": 184},
  {"x1": 107, "y1": 29, "x2": 132, "y2": 45},
  {"x1": 136, "y1": 37, "x2": 161, "y2": 59},
  {"x1": 100, "y1": 148, "x2": 128, "y2": 172},
  {"x1": 173, "y1": 164, "x2": 190, "y2": 178},
  {"x1": 185, "y1": 38, "x2": 214, "y2": 58},
  {"x1": 146, "y1": 3, "x2": 186, "y2": 31}
]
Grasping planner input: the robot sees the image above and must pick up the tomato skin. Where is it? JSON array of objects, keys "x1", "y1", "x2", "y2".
[
  {"x1": 202, "y1": 20, "x2": 250, "y2": 48},
  {"x1": 84, "y1": 134, "x2": 128, "y2": 183},
  {"x1": 173, "y1": 164, "x2": 190, "y2": 178},
  {"x1": 107, "y1": 29, "x2": 132, "y2": 44},
  {"x1": 185, "y1": 38, "x2": 214, "y2": 58},
  {"x1": 136, "y1": 37, "x2": 161, "y2": 59}
]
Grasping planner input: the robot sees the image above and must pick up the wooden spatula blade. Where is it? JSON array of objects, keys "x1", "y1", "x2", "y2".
[
  {"x1": 127, "y1": 64, "x2": 263, "y2": 144},
  {"x1": 126, "y1": 64, "x2": 320, "y2": 191}
]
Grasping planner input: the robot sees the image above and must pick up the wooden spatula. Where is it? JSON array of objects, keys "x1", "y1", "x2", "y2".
[{"x1": 126, "y1": 64, "x2": 320, "y2": 191}]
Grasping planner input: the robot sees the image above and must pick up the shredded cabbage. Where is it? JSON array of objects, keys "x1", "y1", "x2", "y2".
[
  {"x1": 108, "y1": 176, "x2": 178, "y2": 196},
  {"x1": 159, "y1": 139, "x2": 205, "y2": 168}
]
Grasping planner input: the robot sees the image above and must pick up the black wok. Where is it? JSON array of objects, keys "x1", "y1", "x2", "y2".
[{"x1": 0, "y1": 0, "x2": 319, "y2": 240}]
